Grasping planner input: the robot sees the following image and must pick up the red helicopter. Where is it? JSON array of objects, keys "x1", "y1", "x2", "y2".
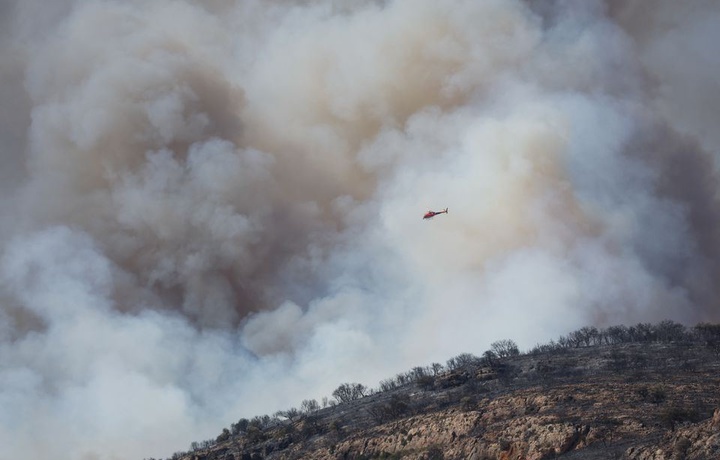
[{"x1": 423, "y1": 208, "x2": 448, "y2": 219}]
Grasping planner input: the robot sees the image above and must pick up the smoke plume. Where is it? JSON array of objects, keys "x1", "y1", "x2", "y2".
[{"x1": 1, "y1": 0, "x2": 719, "y2": 458}]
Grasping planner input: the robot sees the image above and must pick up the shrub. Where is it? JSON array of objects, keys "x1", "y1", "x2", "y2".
[
  {"x1": 425, "y1": 445, "x2": 445, "y2": 460},
  {"x1": 417, "y1": 375, "x2": 436, "y2": 390},
  {"x1": 637, "y1": 385, "x2": 666, "y2": 404},
  {"x1": 460, "y1": 396, "x2": 476, "y2": 412},
  {"x1": 231, "y1": 418, "x2": 249, "y2": 435},
  {"x1": 245, "y1": 425, "x2": 265, "y2": 444},
  {"x1": 299, "y1": 414, "x2": 322, "y2": 439},
  {"x1": 366, "y1": 394, "x2": 411, "y2": 423},
  {"x1": 215, "y1": 428, "x2": 230, "y2": 443},
  {"x1": 660, "y1": 406, "x2": 700, "y2": 431}
]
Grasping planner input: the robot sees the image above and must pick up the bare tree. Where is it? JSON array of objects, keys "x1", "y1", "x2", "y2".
[
  {"x1": 332, "y1": 383, "x2": 366, "y2": 403},
  {"x1": 447, "y1": 353, "x2": 480, "y2": 370},
  {"x1": 604, "y1": 325, "x2": 629, "y2": 344},
  {"x1": 409, "y1": 366, "x2": 428, "y2": 381},
  {"x1": 274, "y1": 408, "x2": 299, "y2": 423},
  {"x1": 694, "y1": 323, "x2": 720, "y2": 352},
  {"x1": 300, "y1": 399, "x2": 320, "y2": 415},
  {"x1": 491, "y1": 339, "x2": 520, "y2": 358},
  {"x1": 431, "y1": 362, "x2": 444, "y2": 376},
  {"x1": 482, "y1": 349, "x2": 498, "y2": 367},
  {"x1": 633, "y1": 323, "x2": 656, "y2": 342},
  {"x1": 655, "y1": 320, "x2": 687, "y2": 342},
  {"x1": 379, "y1": 378, "x2": 399, "y2": 392}
]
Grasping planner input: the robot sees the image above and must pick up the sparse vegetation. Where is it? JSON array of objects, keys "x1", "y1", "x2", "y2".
[{"x1": 164, "y1": 320, "x2": 720, "y2": 460}]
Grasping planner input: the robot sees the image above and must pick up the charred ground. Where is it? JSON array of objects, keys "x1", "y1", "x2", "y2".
[{"x1": 157, "y1": 322, "x2": 720, "y2": 460}]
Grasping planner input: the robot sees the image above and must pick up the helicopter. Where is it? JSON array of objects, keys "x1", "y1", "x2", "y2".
[{"x1": 423, "y1": 208, "x2": 448, "y2": 219}]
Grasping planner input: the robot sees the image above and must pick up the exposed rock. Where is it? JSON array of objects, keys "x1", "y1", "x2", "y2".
[
  {"x1": 172, "y1": 343, "x2": 720, "y2": 460},
  {"x1": 626, "y1": 407, "x2": 720, "y2": 460}
]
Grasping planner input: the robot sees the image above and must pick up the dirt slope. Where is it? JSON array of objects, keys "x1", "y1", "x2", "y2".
[{"x1": 171, "y1": 342, "x2": 720, "y2": 460}]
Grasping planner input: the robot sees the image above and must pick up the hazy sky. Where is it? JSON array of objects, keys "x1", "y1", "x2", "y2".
[{"x1": 1, "y1": 0, "x2": 719, "y2": 458}]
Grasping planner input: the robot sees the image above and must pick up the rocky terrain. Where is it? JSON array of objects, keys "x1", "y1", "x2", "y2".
[{"x1": 162, "y1": 326, "x2": 720, "y2": 460}]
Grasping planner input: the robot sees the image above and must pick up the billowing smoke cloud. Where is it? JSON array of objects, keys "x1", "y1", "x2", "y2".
[{"x1": 1, "y1": 0, "x2": 719, "y2": 458}]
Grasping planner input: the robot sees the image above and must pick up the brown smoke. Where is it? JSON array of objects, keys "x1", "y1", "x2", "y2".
[{"x1": 1, "y1": 1, "x2": 719, "y2": 459}]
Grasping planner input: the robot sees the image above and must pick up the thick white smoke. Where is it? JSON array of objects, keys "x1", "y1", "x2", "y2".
[{"x1": 1, "y1": 0, "x2": 719, "y2": 458}]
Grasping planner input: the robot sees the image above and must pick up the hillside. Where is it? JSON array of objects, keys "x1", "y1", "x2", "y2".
[{"x1": 160, "y1": 323, "x2": 720, "y2": 460}]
